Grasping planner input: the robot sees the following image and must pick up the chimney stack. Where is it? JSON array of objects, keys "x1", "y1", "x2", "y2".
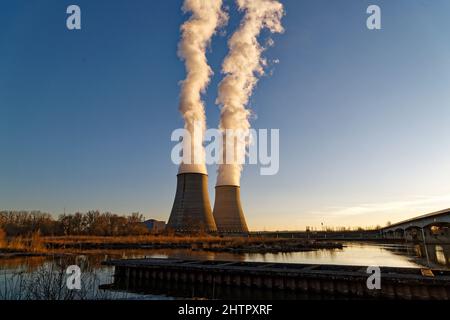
[
  {"x1": 167, "y1": 173, "x2": 217, "y2": 233},
  {"x1": 213, "y1": 185, "x2": 249, "y2": 235}
]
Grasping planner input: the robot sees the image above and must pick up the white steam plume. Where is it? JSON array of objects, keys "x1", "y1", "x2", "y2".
[
  {"x1": 178, "y1": 0, "x2": 227, "y2": 175},
  {"x1": 216, "y1": 0, "x2": 284, "y2": 186}
]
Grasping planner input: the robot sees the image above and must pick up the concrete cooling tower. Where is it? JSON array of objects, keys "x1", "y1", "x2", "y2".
[
  {"x1": 167, "y1": 173, "x2": 217, "y2": 233},
  {"x1": 213, "y1": 185, "x2": 249, "y2": 235}
]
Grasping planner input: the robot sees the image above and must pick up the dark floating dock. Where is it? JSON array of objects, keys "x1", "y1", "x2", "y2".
[{"x1": 102, "y1": 258, "x2": 450, "y2": 300}]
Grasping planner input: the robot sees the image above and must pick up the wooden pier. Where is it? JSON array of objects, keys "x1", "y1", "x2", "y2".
[{"x1": 102, "y1": 258, "x2": 450, "y2": 300}]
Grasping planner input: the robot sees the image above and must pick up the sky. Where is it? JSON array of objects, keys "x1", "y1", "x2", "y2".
[{"x1": 1, "y1": 0, "x2": 450, "y2": 231}]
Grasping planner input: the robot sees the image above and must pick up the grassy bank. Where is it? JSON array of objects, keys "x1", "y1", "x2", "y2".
[
  {"x1": 0, "y1": 231, "x2": 46, "y2": 254},
  {"x1": 0, "y1": 233, "x2": 343, "y2": 255}
]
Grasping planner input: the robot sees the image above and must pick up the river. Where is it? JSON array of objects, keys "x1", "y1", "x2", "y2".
[{"x1": 0, "y1": 242, "x2": 448, "y2": 300}]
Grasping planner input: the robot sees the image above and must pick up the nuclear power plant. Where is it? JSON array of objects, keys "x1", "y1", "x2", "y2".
[
  {"x1": 167, "y1": 0, "x2": 279, "y2": 236},
  {"x1": 167, "y1": 172, "x2": 249, "y2": 235},
  {"x1": 167, "y1": 173, "x2": 217, "y2": 233},
  {"x1": 213, "y1": 185, "x2": 249, "y2": 234}
]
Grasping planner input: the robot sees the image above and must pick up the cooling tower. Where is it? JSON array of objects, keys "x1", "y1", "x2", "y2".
[
  {"x1": 213, "y1": 185, "x2": 249, "y2": 235},
  {"x1": 167, "y1": 173, "x2": 217, "y2": 233}
]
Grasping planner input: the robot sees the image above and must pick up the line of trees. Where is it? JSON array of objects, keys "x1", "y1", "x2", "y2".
[{"x1": 0, "y1": 211, "x2": 149, "y2": 237}]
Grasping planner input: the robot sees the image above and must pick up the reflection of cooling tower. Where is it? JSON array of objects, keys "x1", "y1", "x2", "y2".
[
  {"x1": 213, "y1": 186, "x2": 249, "y2": 235},
  {"x1": 167, "y1": 173, "x2": 217, "y2": 233}
]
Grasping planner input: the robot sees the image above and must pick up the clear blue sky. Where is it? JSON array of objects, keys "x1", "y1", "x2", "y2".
[{"x1": 1, "y1": 0, "x2": 450, "y2": 230}]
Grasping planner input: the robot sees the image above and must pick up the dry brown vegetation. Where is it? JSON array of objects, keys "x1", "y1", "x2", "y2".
[
  {"x1": 42, "y1": 235, "x2": 296, "y2": 246},
  {"x1": 38, "y1": 235, "x2": 343, "y2": 253},
  {"x1": 0, "y1": 233, "x2": 344, "y2": 256},
  {"x1": 44, "y1": 234, "x2": 219, "y2": 244},
  {"x1": 0, "y1": 228, "x2": 6, "y2": 248},
  {"x1": 0, "y1": 231, "x2": 48, "y2": 254}
]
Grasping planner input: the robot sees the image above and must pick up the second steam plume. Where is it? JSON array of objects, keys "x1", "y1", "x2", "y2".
[
  {"x1": 168, "y1": 0, "x2": 284, "y2": 234},
  {"x1": 216, "y1": 0, "x2": 284, "y2": 187},
  {"x1": 178, "y1": 0, "x2": 227, "y2": 174}
]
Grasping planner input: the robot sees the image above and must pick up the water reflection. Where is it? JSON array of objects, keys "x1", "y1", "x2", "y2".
[
  {"x1": 405, "y1": 244, "x2": 450, "y2": 269},
  {"x1": 1, "y1": 243, "x2": 449, "y2": 274},
  {"x1": 435, "y1": 246, "x2": 447, "y2": 265},
  {"x1": 0, "y1": 242, "x2": 449, "y2": 299}
]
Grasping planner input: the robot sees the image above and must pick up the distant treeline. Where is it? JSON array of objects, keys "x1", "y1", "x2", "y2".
[{"x1": 0, "y1": 211, "x2": 149, "y2": 237}]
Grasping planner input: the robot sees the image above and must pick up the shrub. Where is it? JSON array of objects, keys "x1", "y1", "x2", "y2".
[
  {"x1": 30, "y1": 231, "x2": 46, "y2": 252},
  {"x1": 7, "y1": 236, "x2": 26, "y2": 251},
  {"x1": 0, "y1": 228, "x2": 6, "y2": 248}
]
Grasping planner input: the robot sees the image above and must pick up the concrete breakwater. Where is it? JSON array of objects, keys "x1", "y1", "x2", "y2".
[{"x1": 102, "y1": 258, "x2": 450, "y2": 300}]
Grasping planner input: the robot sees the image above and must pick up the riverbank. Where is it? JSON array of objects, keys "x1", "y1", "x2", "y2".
[
  {"x1": 0, "y1": 235, "x2": 343, "y2": 257},
  {"x1": 1, "y1": 242, "x2": 444, "y2": 300},
  {"x1": 198, "y1": 240, "x2": 343, "y2": 253}
]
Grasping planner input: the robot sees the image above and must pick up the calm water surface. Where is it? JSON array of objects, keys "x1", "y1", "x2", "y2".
[{"x1": 1, "y1": 242, "x2": 448, "y2": 299}]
